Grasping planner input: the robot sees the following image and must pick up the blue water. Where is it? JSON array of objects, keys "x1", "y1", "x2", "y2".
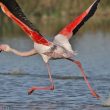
[{"x1": 0, "y1": 32, "x2": 110, "y2": 110}]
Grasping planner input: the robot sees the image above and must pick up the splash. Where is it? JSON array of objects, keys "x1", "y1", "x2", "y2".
[
  {"x1": 102, "y1": 95, "x2": 110, "y2": 107},
  {"x1": 10, "y1": 68, "x2": 27, "y2": 75}
]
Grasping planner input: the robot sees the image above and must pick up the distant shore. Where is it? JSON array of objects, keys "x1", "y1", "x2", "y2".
[{"x1": 0, "y1": 0, "x2": 110, "y2": 37}]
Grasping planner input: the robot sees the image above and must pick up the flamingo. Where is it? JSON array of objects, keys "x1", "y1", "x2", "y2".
[{"x1": 0, "y1": 0, "x2": 100, "y2": 98}]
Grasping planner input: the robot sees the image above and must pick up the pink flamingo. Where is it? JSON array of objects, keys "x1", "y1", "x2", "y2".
[{"x1": 0, "y1": 0, "x2": 100, "y2": 98}]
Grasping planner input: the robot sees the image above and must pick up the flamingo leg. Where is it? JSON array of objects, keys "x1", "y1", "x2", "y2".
[
  {"x1": 28, "y1": 63, "x2": 55, "y2": 95},
  {"x1": 67, "y1": 58, "x2": 100, "y2": 99}
]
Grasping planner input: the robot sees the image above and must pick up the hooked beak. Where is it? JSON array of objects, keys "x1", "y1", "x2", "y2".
[{"x1": 0, "y1": 45, "x2": 2, "y2": 52}]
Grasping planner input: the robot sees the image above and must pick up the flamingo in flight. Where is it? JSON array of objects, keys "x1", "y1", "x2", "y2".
[{"x1": 0, "y1": 0, "x2": 100, "y2": 98}]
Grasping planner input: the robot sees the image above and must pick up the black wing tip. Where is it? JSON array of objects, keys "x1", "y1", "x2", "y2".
[
  {"x1": 73, "y1": 0, "x2": 100, "y2": 35},
  {"x1": 0, "y1": 0, "x2": 39, "y2": 32},
  {"x1": 84, "y1": 0, "x2": 100, "y2": 21},
  {"x1": 93, "y1": 0, "x2": 100, "y2": 6}
]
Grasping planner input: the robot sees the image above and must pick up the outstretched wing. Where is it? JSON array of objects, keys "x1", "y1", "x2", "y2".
[
  {"x1": 55, "y1": 0, "x2": 100, "y2": 40},
  {"x1": 0, "y1": 0, "x2": 51, "y2": 46}
]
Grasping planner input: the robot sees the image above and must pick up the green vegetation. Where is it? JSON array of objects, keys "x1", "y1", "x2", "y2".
[{"x1": 0, "y1": 0, "x2": 110, "y2": 37}]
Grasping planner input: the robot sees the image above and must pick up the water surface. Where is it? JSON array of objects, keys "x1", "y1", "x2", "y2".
[{"x1": 0, "y1": 32, "x2": 110, "y2": 110}]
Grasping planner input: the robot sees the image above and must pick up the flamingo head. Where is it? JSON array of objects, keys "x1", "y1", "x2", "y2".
[{"x1": 0, "y1": 44, "x2": 11, "y2": 52}]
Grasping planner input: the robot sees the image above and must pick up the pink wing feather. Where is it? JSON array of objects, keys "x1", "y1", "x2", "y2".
[
  {"x1": 0, "y1": 0, "x2": 51, "y2": 46},
  {"x1": 58, "y1": 0, "x2": 100, "y2": 39}
]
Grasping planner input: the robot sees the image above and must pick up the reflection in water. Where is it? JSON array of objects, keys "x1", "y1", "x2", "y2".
[{"x1": 0, "y1": 32, "x2": 110, "y2": 109}]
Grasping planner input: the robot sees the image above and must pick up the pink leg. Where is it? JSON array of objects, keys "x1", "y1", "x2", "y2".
[
  {"x1": 28, "y1": 63, "x2": 55, "y2": 95},
  {"x1": 67, "y1": 58, "x2": 100, "y2": 99}
]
